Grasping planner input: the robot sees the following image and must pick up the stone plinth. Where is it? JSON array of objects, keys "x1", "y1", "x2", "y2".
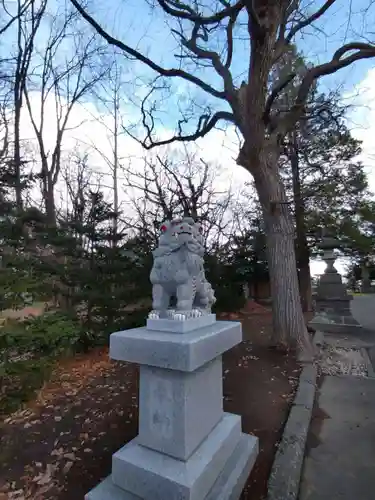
[
  {"x1": 310, "y1": 234, "x2": 362, "y2": 334},
  {"x1": 310, "y1": 276, "x2": 362, "y2": 334},
  {"x1": 85, "y1": 318, "x2": 258, "y2": 500},
  {"x1": 146, "y1": 314, "x2": 216, "y2": 333},
  {"x1": 313, "y1": 273, "x2": 356, "y2": 321}
]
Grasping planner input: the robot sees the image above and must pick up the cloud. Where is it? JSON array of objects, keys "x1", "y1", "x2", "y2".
[
  {"x1": 345, "y1": 67, "x2": 375, "y2": 193},
  {"x1": 19, "y1": 91, "x2": 247, "y2": 214}
]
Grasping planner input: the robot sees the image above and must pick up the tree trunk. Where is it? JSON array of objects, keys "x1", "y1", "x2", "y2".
[
  {"x1": 264, "y1": 209, "x2": 313, "y2": 358},
  {"x1": 13, "y1": 104, "x2": 23, "y2": 211},
  {"x1": 298, "y1": 264, "x2": 313, "y2": 312},
  {"x1": 13, "y1": 5, "x2": 26, "y2": 213},
  {"x1": 45, "y1": 186, "x2": 56, "y2": 226},
  {"x1": 42, "y1": 164, "x2": 56, "y2": 225},
  {"x1": 248, "y1": 147, "x2": 314, "y2": 361},
  {"x1": 234, "y1": 9, "x2": 313, "y2": 359},
  {"x1": 289, "y1": 131, "x2": 313, "y2": 312},
  {"x1": 13, "y1": 65, "x2": 24, "y2": 212},
  {"x1": 112, "y1": 87, "x2": 119, "y2": 248}
]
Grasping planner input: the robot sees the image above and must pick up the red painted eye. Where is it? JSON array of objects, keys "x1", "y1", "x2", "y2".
[{"x1": 161, "y1": 225, "x2": 167, "y2": 232}]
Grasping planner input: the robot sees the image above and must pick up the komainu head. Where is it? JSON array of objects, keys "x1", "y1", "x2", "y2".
[{"x1": 155, "y1": 217, "x2": 204, "y2": 256}]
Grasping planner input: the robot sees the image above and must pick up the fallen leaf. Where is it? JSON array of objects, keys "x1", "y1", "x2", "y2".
[
  {"x1": 8, "y1": 490, "x2": 24, "y2": 500},
  {"x1": 62, "y1": 461, "x2": 73, "y2": 475},
  {"x1": 51, "y1": 447, "x2": 64, "y2": 457},
  {"x1": 34, "y1": 463, "x2": 55, "y2": 485}
]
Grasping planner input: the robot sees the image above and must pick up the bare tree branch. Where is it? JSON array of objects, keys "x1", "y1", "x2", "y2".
[
  {"x1": 24, "y1": 8, "x2": 106, "y2": 224},
  {"x1": 285, "y1": 0, "x2": 337, "y2": 43},
  {"x1": 0, "y1": 0, "x2": 31, "y2": 36},
  {"x1": 155, "y1": 0, "x2": 244, "y2": 24},
  {"x1": 9, "y1": 0, "x2": 48, "y2": 210},
  {"x1": 127, "y1": 107, "x2": 235, "y2": 149},
  {"x1": 171, "y1": 22, "x2": 235, "y2": 98},
  {"x1": 122, "y1": 148, "x2": 234, "y2": 249},
  {"x1": 224, "y1": 7, "x2": 239, "y2": 68},
  {"x1": 277, "y1": 42, "x2": 375, "y2": 133},
  {"x1": 0, "y1": 91, "x2": 10, "y2": 163},
  {"x1": 70, "y1": 0, "x2": 226, "y2": 100},
  {"x1": 264, "y1": 72, "x2": 297, "y2": 124}
]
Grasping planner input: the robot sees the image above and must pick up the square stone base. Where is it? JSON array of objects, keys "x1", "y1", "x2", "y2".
[
  {"x1": 310, "y1": 322, "x2": 364, "y2": 335},
  {"x1": 112, "y1": 413, "x2": 241, "y2": 499},
  {"x1": 85, "y1": 433, "x2": 258, "y2": 500},
  {"x1": 146, "y1": 314, "x2": 216, "y2": 333},
  {"x1": 309, "y1": 313, "x2": 363, "y2": 335}
]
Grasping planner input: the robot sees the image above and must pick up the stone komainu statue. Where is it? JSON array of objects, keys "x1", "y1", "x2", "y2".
[{"x1": 148, "y1": 217, "x2": 216, "y2": 320}]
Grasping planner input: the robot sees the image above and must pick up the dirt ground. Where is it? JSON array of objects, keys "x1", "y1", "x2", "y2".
[
  {"x1": 0, "y1": 308, "x2": 301, "y2": 500},
  {"x1": 0, "y1": 303, "x2": 47, "y2": 321}
]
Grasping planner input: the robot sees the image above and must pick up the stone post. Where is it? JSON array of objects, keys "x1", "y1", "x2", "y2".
[
  {"x1": 361, "y1": 264, "x2": 372, "y2": 294},
  {"x1": 86, "y1": 218, "x2": 258, "y2": 500},
  {"x1": 309, "y1": 230, "x2": 362, "y2": 334}
]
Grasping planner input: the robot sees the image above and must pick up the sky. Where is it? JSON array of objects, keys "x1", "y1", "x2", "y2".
[
  {"x1": 90, "y1": 0, "x2": 375, "y2": 91},
  {"x1": 6, "y1": 0, "x2": 375, "y2": 277}
]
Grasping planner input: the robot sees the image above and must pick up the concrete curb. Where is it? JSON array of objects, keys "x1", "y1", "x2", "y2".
[{"x1": 266, "y1": 333, "x2": 321, "y2": 500}]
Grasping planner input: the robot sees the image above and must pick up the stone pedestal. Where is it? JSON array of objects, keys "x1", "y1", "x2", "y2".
[
  {"x1": 86, "y1": 317, "x2": 258, "y2": 500},
  {"x1": 310, "y1": 236, "x2": 362, "y2": 334}
]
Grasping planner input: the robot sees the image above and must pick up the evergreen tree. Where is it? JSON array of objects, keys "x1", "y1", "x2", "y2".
[{"x1": 272, "y1": 45, "x2": 369, "y2": 310}]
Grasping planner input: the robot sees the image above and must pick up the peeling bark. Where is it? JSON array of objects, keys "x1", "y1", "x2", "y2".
[{"x1": 240, "y1": 143, "x2": 314, "y2": 360}]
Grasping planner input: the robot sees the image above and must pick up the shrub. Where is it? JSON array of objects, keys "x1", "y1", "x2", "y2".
[
  {"x1": 0, "y1": 312, "x2": 81, "y2": 359},
  {"x1": 0, "y1": 357, "x2": 54, "y2": 416},
  {"x1": 0, "y1": 312, "x2": 81, "y2": 416},
  {"x1": 213, "y1": 284, "x2": 246, "y2": 313}
]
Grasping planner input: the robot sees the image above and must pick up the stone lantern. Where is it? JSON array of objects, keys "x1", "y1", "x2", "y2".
[{"x1": 310, "y1": 229, "x2": 361, "y2": 334}]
